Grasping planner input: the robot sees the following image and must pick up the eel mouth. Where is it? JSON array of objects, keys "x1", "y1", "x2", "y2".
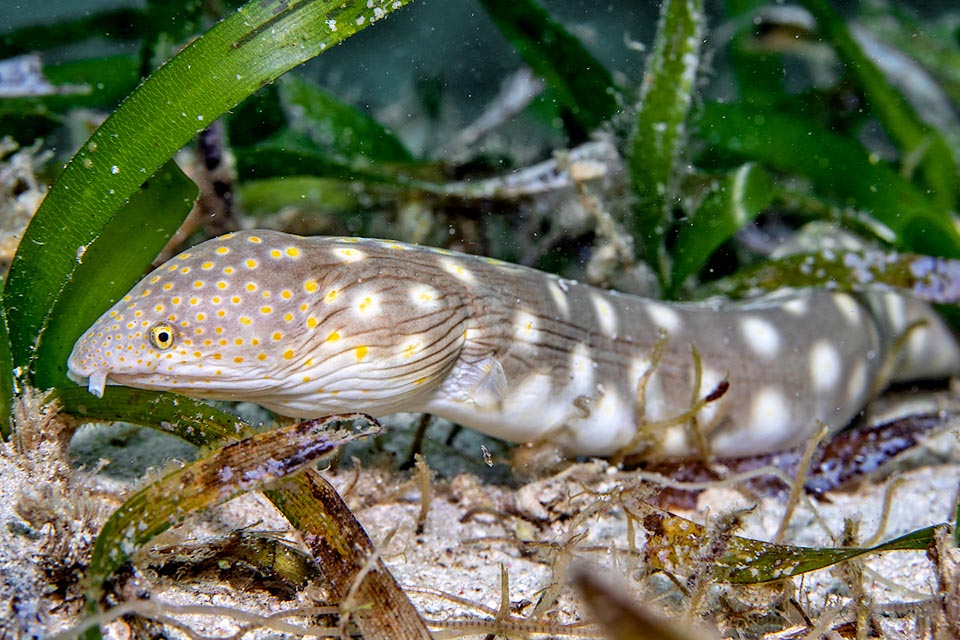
[{"x1": 66, "y1": 369, "x2": 108, "y2": 398}]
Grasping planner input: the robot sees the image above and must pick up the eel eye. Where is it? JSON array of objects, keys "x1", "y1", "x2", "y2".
[{"x1": 149, "y1": 323, "x2": 176, "y2": 350}]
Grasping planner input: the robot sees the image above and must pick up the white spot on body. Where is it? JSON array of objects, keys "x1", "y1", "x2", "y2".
[
  {"x1": 659, "y1": 426, "x2": 692, "y2": 456},
  {"x1": 846, "y1": 360, "x2": 868, "y2": 403},
  {"x1": 781, "y1": 297, "x2": 810, "y2": 316},
  {"x1": 748, "y1": 387, "x2": 791, "y2": 437},
  {"x1": 595, "y1": 389, "x2": 623, "y2": 421},
  {"x1": 696, "y1": 367, "x2": 727, "y2": 426},
  {"x1": 409, "y1": 284, "x2": 440, "y2": 308},
  {"x1": 832, "y1": 293, "x2": 863, "y2": 326},
  {"x1": 740, "y1": 316, "x2": 781, "y2": 358},
  {"x1": 880, "y1": 293, "x2": 906, "y2": 332},
  {"x1": 334, "y1": 247, "x2": 366, "y2": 262},
  {"x1": 440, "y1": 258, "x2": 476, "y2": 283},
  {"x1": 645, "y1": 302, "x2": 682, "y2": 333},
  {"x1": 809, "y1": 340, "x2": 842, "y2": 391},
  {"x1": 547, "y1": 280, "x2": 570, "y2": 318},
  {"x1": 514, "y1": 310, "x2": 539, "y2": 342},
  {"x1": 567, "y1": 343, "x2": 594, "y2": 392},
  {"x1": 590, "y1": 293, "x2": 618, "y2": 337},
  {"x1": 355, "y1": 293, "x2": 381, "y2": 317}
]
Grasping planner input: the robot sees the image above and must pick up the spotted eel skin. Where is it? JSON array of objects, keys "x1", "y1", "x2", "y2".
[{"x1": 67, "y1": 230, "x2": 960, "y2": 458}]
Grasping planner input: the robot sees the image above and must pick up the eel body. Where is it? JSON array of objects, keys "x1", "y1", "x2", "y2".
[{"x1": 67, "y1": 230, "x2": 960, "y2": 458}]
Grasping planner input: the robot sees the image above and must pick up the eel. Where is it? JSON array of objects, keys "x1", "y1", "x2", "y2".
[{"x1": 67, "y1": 230, "x2": 960, "y2": 458}]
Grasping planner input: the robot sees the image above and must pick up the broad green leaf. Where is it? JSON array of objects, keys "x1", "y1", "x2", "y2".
[
  {"x1": 236, "y1": 134, "x2": 395, "y2": 182},
  {"x1": 278, "y1": 75, "x2": 412, "y2": 163},
  {"x1": 235, "y1": 133, "x2": 438, "y2": 186},
  {"x1": 698, "y1": 102, "x2": 960, "y2": 258},
  {"x1": 799, "y1": 0, "x2": 959, "y2": 209},
  {"x1": 668, "y1": 163, "x2": 773, "y2": 297},
  {"x1": 52, "y1": 386, "x2": 253, "y2": 448},
  {"x1": 477, "y1": 0, "x2": 620, "y2": 141},
  {"x1": 236, "y1": 176, "x2": 367, "y2": 216},
  {"x1": 34, "y1": 160, "x2": 197, "y2": 390},
  {"x1": 628, "y1": 0, "x2": 705, "y2": 287},
  {"x1": 2, "y1": 0, "x2": 415, "y2": 380}
]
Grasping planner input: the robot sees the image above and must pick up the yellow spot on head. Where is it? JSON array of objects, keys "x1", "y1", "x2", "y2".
[
  {"x1": 302, "y1": 375, "x2": 311, "y2": 382},
  {"x1": 189, "y1": 297, "x2": 199, "y2": 305},
  {"x1": 283, "y1": 349, "x2": 294, "y2": 359},
  {"x1": 180, "y1": 267, "x2": 190, "y2": 274},
  {"x1": 202, "y1": 261, "x2": 214, "y2": 270},
  {"x1": 217, "y1": 310, "x2": 226, "y2": 317},
  {"x1": 304, "y1": 280, "x2": 319, "y2": 293},
  {"x1": 251, "y1": 338, "x2": 260, "y2": 346},
  {"x1": 239, "y1": 316, "x2": 251, "y2": 326},
  {"x1": 177, "y1": 252, "x2": 191, "y2": 260},
  {"x1": 257, "y1": 353, "x2": 267, "y2": 361},
  {"x1": 272, "y1": 332, "x2": 283, "y2": 341},
  {"x1": 270, "y1": 249, "x2": 281, "y2": 258},
  {"x1": 235, "y1": 338, "x2": 243, "y2": 345},
  {"x1": 231, "y1": 296, "x2": 241, "y2": 304},
  {"x1": 324, "y1": 289, "x2": 338, "y2": 303},
  {"x1": 149, "y1": 276, "x2": 160, "y2": 284},
  {"x1": 217, "y1": 281, "x2": 227, "y2": 289},
  {"x1": 172, "y1": 297, "x2": 181, "y2": 305},
  {"x1": 245, "y1": 259, "x2": 257, "y2": 269},
  {"x1": 283, "y1": 313, "x2": 293, "y2": 322},
  {"x1": 163, "y1": 283, "x2": 173, "y2": 291},
  {"x1": 325, "y1": 331, "x2": 340, "y2": 343},
  {"x1": 193, "y1": 281, "x2": 204, "y2": 289},
  {"x1": 248, "y1": 236, "x2": 261, "y2": 243},
  {"x1": 414, "y1": 376, "x2": 429, "y2": 385},
  {"x1": 306, "y1": 317, "x2": 317, "y2": 329},
  {"x1": 286, "y1": 247, "x2": 299, "y2": 257},
  {"x1": 359, "y1": 296, "x2": 372, "y2": 312},
  {"x1": 234, "y1": 356, "x2": 244, "y2": 363},
  {"x1": 215, "y1": 246, "x2": 229, "y2": 255},
  {"x1": 196, "y1": 313, "x2": 206, "y2": 321},
  {"x1": 355, "y1": 345, "x2": 368, "y2": 361},
  {"x1": 246, "y1": 283, "x2": 256, "y2": 292},
  {"x1": 224, "y1": 267, "x2": 234, "y2": 275},
  {"x1": 281, "y1": 290, "x2": 292, "y2": 299},
  {"x1": 261, "y1": 306, "x2": 272, "y2": 314},
  {"x1": 403, "y1": 343, "x2": 417, "y2": 358}
]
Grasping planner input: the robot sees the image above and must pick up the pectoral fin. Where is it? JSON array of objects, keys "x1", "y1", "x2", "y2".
[{"x1": 438, "y1": 356, "x2": 509, "y2": 410}]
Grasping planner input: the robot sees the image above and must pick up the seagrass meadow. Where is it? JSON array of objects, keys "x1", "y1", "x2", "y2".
[{"x1": 3, "y1": 1, "x2": 960, "y2": 638}]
